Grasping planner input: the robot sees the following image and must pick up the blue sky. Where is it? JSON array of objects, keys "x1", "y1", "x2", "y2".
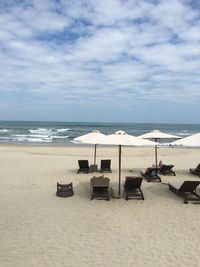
[{"x1": 0, "y1": 0, "x2": 200, "y2": 123}]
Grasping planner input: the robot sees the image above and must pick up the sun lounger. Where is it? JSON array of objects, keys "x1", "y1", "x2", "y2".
[
  {"x1": 159, "y1": 164, "x2": 176, "y2": 176},
  {"x1": 90, "y1": 176, "x2": 110, "y2": 200},
  {"x1": 56, "y1": 182, "x2": 74, "y2": 198},
  {"x1": 124, "y1": 177, "x2": 144, "y2": 201},
  {"x1": 168, "y1": 181, "x2": 200, "y2": 204},
  {"x1": 99, "y1": 160, "x2": 112, "y2": 173},
  {"x1": 77, "y1": 160, "x2": 89, "y2": 174},
  {"x1": 141, "y1": 167, "x2": 161, "y2": 182},
  {"x1": 189, "y1": 164, "x2": 200, "y2": 177}
]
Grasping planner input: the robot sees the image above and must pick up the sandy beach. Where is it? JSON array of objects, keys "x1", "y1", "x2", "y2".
[{"x1": 0, "y1": 144, "x2": 200, "y2": 267}]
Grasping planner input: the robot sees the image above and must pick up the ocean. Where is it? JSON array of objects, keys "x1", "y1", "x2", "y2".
[{"x1": 0, "y1": 121, "x2": 199, "y2": 145}]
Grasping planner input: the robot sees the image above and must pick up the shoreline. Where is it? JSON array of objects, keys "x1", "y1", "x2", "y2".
[{"x1": 0, "y1": 142, "x2": 200, "y2": 150}]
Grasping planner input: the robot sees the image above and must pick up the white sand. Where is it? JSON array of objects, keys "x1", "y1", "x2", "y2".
[{"x1": 0, "y1": 144, "x2": 200, "y2": 267}]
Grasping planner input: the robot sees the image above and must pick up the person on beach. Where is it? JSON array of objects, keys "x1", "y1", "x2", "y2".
[
  {"x1": 144, "y1": 160, "x2": 163, "y2": 176},
  {"x1": 158, "y1": 160, "x2": 163, "y2": 168}
]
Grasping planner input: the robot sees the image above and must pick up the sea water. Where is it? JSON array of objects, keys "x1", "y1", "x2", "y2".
[{"x1": 0, "y1": 121, "x2": 199, "y2": 145}]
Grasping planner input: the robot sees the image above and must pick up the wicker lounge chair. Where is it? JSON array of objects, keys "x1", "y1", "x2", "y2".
[
  {"x1": 77, "y1": 160, "x2": 89, "y2": 174},
  {"x1": 168, "y1": 181, "x2": 200, "y2": 204},
  {"x1": 159, "y1": 164, "x2": 176, "y2": 176},
  {"x1": 99, "y1": 160, "x2": 112, "y2": 173},
  {"x1": 189, "y1": 164, "x2": 200, "y2": 177},
  {"x1": 56, "y1": 182, "x2": 74, "y2": 198},
  {"x1": 124, "y1": 177, "x2": 144, "y2": 201},
  {"x1": 90, "y1": 176, "x2": 110, "y2": 200},
  {"x1": 141, "y1": 167, "x2": 161, "y2": 182}
]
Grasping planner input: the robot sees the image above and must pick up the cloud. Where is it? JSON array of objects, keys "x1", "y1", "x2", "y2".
[{"x1": 0, "y1": 0, "x2": 200, "y2": 122}]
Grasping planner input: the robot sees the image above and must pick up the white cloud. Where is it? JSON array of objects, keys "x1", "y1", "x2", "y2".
[{"x1": 0, "y1": 0, "x2": 200, "y2": 121}]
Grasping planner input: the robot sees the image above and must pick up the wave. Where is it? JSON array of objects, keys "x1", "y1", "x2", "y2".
[
  {"x1": 19, "y1": 138, "x2": 52, "y2": 143},
  {"x1": 0, "y1": 136, "x2": 12, "y2": 140},
  {"x1": 14, "y1": 134, "x2": 51, "y2": 138},
  {"x1": 0, "y1": 121, "x2": 199, "y2": 145},
  {"x1": 52, "y1": 136, "x2": 69, "y2": 139},
  {"x1": 29, "y1": 128, "x2": 56, "y2": 134},
  {"x1": 57, "y1": 128, "x2": 70, "y2": 132},
  {"x1": 0, "y1": 129, "x2": 9, "y2": 133},
  {"x1": 0, "y1": 136, "x2": 52, "y2": 143}
]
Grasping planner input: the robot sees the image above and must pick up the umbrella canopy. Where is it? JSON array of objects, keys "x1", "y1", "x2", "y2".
[
  {"x1": 74, "y1": 130, "x2": 105, "y2": 143},
  {"x1": 139, "y1": 129, "x2": 180, "y2": 140},
  {"x1": 138, "y1": 130, "x2": 180, "y2": 167},
  {"x1": 170, "y1": 133, "x2": 200, "y2": 147},
  {"x1": 73, "y1": 130, "x2": 106, "y2": 165},
  {"x1": 84, "y1": 130, "x2": 157, "y2": 198}
]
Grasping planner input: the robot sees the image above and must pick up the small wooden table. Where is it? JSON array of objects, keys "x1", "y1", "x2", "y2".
[{"x1": 89, "y1": 164, "x2": 98, "y2": 173}]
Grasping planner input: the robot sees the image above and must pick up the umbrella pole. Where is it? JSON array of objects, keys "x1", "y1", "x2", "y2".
[
  {"x1": 118, "y1": 145, "x2": 122, "y2": 198},
  {"x1": 155, "y1": 145, "x2": 158, "y2": 167},
  {"x1": 94, "y1": 144, "x2": 97, "y2": 165},
  {"x1": 154, "y1": 138, "x2": 158, "y2": 167}
]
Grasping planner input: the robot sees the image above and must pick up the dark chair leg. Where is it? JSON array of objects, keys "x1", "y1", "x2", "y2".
[{"x1": 139, "y1": 189, "x2": 144, "y2": 200}]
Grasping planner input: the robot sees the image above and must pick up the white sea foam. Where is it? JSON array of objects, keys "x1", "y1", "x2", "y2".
[
  {"x1": 0, "y1": 129, "x2": 9, "y2": 133},
  {"x1": 0, "y1": 134, "x2": 53, "y2": 143},
  {"x1": 25, "y1": 138, "x2": 52, "y2": 143},
  {"x1": 52, "y1": 136, "x2": 69, "y2": 139},
  {"x1": 15, "y1": 137, "x2": 52, "y2": 143},
  {"x1": 14, "y1": 134, "x2": 52, "y2": 138},
  {"x1": 29, "y1": 128, "x2": 56, "y2": 135},
  {"x1": 57, "y1": 128, "x2": 70, "y2": 132},
  {"x1": 29, "y1": 128, "x2": 70, "y2": 137},
  {"x1": 176, "y1": 132, "x2": 193, "y2": 136}
]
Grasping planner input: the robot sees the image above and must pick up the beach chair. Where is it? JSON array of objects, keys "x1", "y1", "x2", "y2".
[
  {"x1": 90, "y1": 176, "x2": 110, "y2": 200},
  {"x1": 141, "y1": 167, "x2": 161, "y2": 182},
  {"x1": 189, "y1": 164, "x2": 200, "y2": 177},
  {"x1": 77, "y1": 160, "x2": 89, "y2": 174},
  {"x1": 159, "y1": 164, "x2": 176, "y2": 176},
  {"x1": 124, "y1": 177, "x2": 144, "y2": 201},
  {"x1": 56, "y1": 182, "x2": 74, "y2": 198},
  {"x1": 168, "y1": 181, "x2": 200, "y2": 204},
  {"x1": 99, "y1": 160, "x2": 112, "y2": 173}
]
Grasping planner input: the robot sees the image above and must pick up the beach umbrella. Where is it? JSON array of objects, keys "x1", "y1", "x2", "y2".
[
  {"x1": 73, "y1": 130, "x2": 106, "y2": 165},
  {"x1": 139, "y1": 130, "x2": 180, "y2": 167},
  {"x1": 83, "y1": 130, "x2": 158, "y2": 198},
  {"x1": 170, "y1": 133, "x2": 200, "y2": 147}
]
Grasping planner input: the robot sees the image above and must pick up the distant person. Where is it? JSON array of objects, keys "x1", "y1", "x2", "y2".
[
  {"x1": 144, "y1": 167, "x2": 157, "y2": 177},
  {"x1": 158, "y1": 160, "x2": 163, "y2": 168}
]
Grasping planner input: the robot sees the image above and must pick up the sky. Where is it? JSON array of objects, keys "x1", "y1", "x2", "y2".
[{"x1": 0, "y1": 0, "x2": 200, "y2": 123}]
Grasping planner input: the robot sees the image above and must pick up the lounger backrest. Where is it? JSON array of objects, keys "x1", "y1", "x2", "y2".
[
  {"x1": 179, "y1": 181, "x2": 200, "y2": 192},
  {"x1": 196, "y1": 164, "x2": 200, "y2": 172},
  {"x1": 124, "y1": 177, "x2": 143, "y2": 189},
  {"x1": 78, "y1": 160, "x2": 89, "y2": 169},
  {"x1": 161, "y1": 165, "x2": 174, "y2": 171},
  {"x1": 92, "y1": 177, "x2": 110, "y2": 187},
  {"x1": 101, "y1": 160, "x2": 111, "y2": 169}
]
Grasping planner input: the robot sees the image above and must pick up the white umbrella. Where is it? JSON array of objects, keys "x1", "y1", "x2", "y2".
[
  {"x1": 84, "y1": 130, "x2": 158, "y2": 197},
  {"x1": 139, "y1": 130, "x2": 180, "y2": 167},
  {"x1": 73, "y1": 130, "x2": 106, "y2": 165},
  {"x1": 170, "y1": 133, "x2": 200, "y2": 147}
]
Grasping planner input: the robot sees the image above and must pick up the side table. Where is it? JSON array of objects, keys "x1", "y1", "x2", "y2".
[{"x1": 89, "y1": 164, "x2": 98, "y2": 172}]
